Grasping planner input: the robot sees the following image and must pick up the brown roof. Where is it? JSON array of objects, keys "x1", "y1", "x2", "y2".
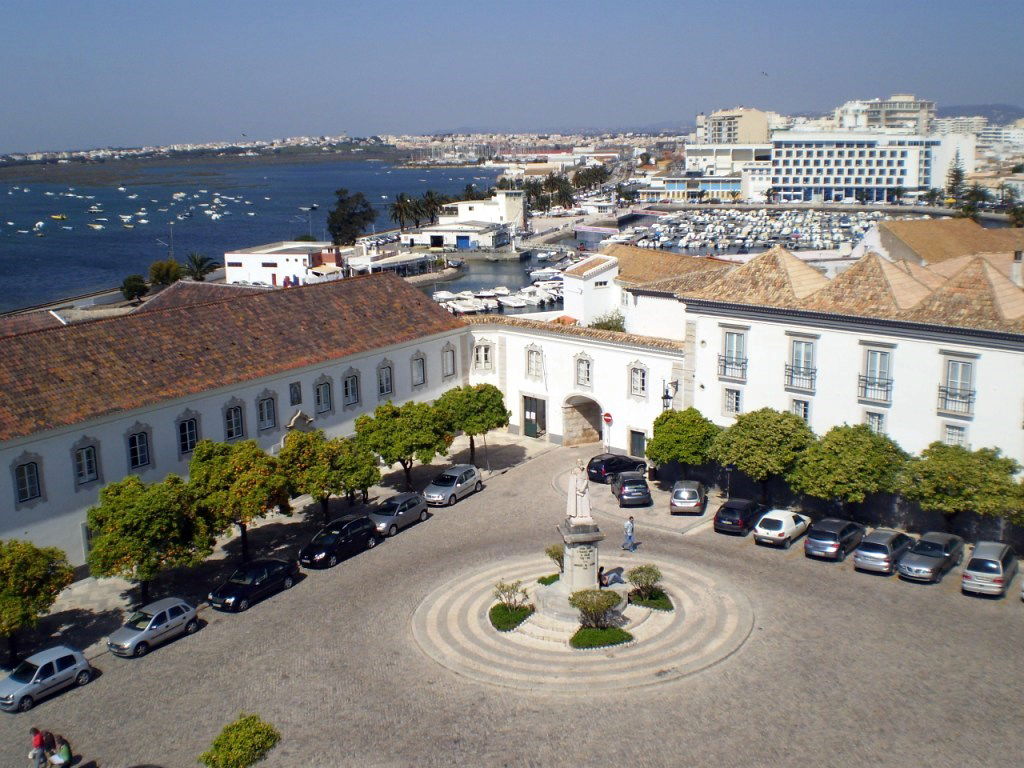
[
  {"x1": 803, "y1": 252, "x2": 933, "y2": 316},
  {"x1": 599, "y1": 243, "x2": 726, "y2": 286},
  {"x1": 0, "y1": 273, "x2": 464, "y2": 442},
  {"x1": 0, "y1": 310, "x2": 65, "y2": 339},
  {"x1": 470, "y1": 315, "x2": 685, "y2": 352},
  {"x1": 132, "y1": 280, "x2": 271, "y2": 314},
  {"x1": 900, "y1": 258, "x2": 1024, "y2": 332},
  {"x1": 563, "y1": 255, "x2": 614, "y2": 278},
  {"x1": 880, "y1": 218, "x2": 1024, "y2": 265},
  {"x1": 927, "y1": 251, "x2": 1020, "y2": 283}
]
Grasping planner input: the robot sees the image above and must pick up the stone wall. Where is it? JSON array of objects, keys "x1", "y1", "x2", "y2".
[{"x1": 562, "y1": 401, "x2": 602, "y2": 446}]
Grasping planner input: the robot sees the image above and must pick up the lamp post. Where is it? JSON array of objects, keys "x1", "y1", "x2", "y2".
[{"x1": 661, "y1": 379, "x2": 679, "y2": 410}]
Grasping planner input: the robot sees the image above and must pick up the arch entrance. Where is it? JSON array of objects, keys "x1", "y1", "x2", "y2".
[{"x1": 562, "y1": 395, "x2": 603, "y2": 447}]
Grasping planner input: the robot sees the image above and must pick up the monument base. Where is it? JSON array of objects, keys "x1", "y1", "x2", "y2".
[{"x1": 534, "y1": 580, "x2": 628, "y2": 623}]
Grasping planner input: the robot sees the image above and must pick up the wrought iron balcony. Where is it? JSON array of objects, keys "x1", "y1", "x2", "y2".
[
  {"x1": 937, "y1": 385, "x2": 975, "y2": 416},
  {"x1": 858, "y1": 375, "x2": 893, "y2": 404},
  {"x1": 717, "y1": 355, "x2": 747, "y2": 380},
  {"x1": 785, "y1": 365, "x2": 816, "y2": 392}
]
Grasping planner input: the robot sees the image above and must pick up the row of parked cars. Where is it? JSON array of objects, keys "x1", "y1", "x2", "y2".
[{"x1": 0, "y1": 464, "x2": 485, "y2": 713}]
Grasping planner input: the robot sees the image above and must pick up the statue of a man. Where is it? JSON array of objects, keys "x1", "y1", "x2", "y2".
[{"x1": 566, "y1": 459, "x2": 593, "y2": 523}]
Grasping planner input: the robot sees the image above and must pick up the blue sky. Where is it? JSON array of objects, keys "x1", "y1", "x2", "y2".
[{"x1": 2, "y1": 0, "x2": 1022, "y2": 153}]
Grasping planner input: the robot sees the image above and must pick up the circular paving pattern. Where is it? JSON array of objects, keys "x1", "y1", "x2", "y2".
[{"x1": 411, "y1": 555, "x2": 754, "y2": 692}]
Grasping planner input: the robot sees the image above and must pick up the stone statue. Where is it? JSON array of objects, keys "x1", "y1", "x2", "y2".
[{"x1": 566, "y1": 459, "x2": 593, "y2": 525}]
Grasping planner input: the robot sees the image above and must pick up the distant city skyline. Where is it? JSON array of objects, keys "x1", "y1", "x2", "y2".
[{"x1": 2, "y1": 0, "x2": 1022, "y2": 154}]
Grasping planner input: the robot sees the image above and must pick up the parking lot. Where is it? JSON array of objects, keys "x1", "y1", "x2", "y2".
[{"x1": 1, "y1": 441, "x2": 1022, "y2": 767}]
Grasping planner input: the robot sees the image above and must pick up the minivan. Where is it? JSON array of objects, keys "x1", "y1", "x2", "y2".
[{"x1": 962, "y1": 541, "x2": 1018, "y2": 597}]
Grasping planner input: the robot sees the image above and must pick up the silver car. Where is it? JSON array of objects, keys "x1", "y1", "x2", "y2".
[
  {"x1": 897, "y1": 532, "x2": 964, "y2": 582},
  {"x1": 962, "y1": 541, "x2": 1018, "y2": 597},
  {"x1": 368, "y1": 492, "x2": 429, "y2": 536},
  {"x1": 423, "y1": 464, "x2": 482, "y2": 506},
  {"x1": 853, "y1": 529, "x2": 915, "y2": 575},
  {"x1": 0, "y1": 645, "x2": 93, "y2": 712},
  {"x1": 107, "y1": 597, "x2": 199, "y2": 657},
  {"x1": 669, "y1": 481, "x2": 707, "y2": 514}
]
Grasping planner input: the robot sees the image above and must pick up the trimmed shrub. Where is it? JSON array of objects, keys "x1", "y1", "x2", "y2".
[
  {"x1": 489, "y1": 603, "x2": 533, "y2": 631},
  {"x1": 537, "y1": 573, "x2": 560, "y2": 586},
  {"x1": 493, "y1": 579, "x2": 528, "y2": 611},
  {"x1": 570, "y1": 626, "x2": 633, "y2": 649},
  {"x1": 544, "y1": 543, "x2": 564, "y2": 572},
  {"x1": 199, "y1": 713, "x2": 280, "y2": 768},
  {"x1": 568, "y1": 589, "x2": 620, "y2": 629},
  {"x1": 630, "y1": 588, "x2": 673, "y2": 612},
  {"x1": 626, "y1": 564, "x2": 663, "y2": 600}
]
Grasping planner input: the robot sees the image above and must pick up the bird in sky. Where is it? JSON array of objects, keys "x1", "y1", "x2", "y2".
[{"x1": 761, "y1": 71, "x2": 769, "y2": 77}]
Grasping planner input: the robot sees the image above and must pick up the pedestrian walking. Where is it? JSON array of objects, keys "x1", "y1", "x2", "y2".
[
  {"x1": 622, "y1": 516, "x2": 636, "y2": 552},
  {"x1": 28, "y1": 727, "x2": 44, "y2": 768}
]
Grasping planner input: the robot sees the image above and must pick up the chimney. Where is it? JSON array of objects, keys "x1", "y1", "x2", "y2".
[{"x1": 1014, "y1": 250, "x2": 1023, "y2": 288}]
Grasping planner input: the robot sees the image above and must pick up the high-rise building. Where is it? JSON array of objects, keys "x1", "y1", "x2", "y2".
[
  {"x1": 933, "y1": 116, "x2": 988, "y2": 135},
  {"x1": 697, "y1": 107, "x2": 770, "y2": 144},
  {"x1": 834, "y1": 94, "x2": 935, "y2": 134}
]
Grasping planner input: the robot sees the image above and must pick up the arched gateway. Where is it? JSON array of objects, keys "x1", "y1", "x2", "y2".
[{"x1": 562, "y1": 395, "x2": 603, "y2": 447}]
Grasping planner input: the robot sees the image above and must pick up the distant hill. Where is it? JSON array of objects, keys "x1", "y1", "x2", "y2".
[{"x1": 937, "y1": 104, "x2": 1024, "y2": 124}]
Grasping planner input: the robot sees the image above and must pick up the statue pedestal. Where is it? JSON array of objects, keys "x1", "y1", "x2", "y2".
[{"x1": 535, "y1": 518, "x2": 625, "y2": 623}]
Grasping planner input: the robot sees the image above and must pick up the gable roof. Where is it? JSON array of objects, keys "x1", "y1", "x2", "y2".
[
  {"x1": 900, "y1": 258, "x2": 1024, "y2": 332},
  {"x1": 803, "y1": 252, "x2": 933, "y2": 315},
  {"x1": 563, "y1": 255, "x2": 615, "y2": 278},
  {"x1": 0, "y1": 273, "x2": 464, "y2": 442},
  {"x1": 880, "y1": 218, "x2": 1024, "y2": 264},
  {"x1": 132, "y1": 281, "x2": 272, "y2": 314},
  {"x1": 599, "y1": 243, "x2": 726, "y2": 286},
  {"x1": 0, "y1": 310, "x2": 65, "y2": 339}
]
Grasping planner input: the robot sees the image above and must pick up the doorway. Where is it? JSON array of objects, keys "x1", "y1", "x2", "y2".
[
  {"x1": 523, "y1": 396, "x2": 546, "y2": 438},
  {"x1": 562, "y1": 395, "x2": 602, "y2": 446}
]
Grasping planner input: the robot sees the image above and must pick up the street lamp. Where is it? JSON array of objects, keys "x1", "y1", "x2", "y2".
[{"x1": 661, "y1": 379, "x2": 679, "y2": 410}]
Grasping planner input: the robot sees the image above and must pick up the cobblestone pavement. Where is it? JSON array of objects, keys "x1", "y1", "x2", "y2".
[{"x1": 1, "y1": 439, "x2": 1023, "y2": 767}]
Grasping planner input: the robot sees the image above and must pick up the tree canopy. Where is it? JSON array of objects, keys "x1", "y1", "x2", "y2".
[
  {"x1": 120, "y1": 274, "x2": 149, "y2": 303},
  {"x1": 356, "y1": 401, "x2": 452, "y2": 488},
  {"x1": 645, "y1": 407, "x2": 720, "y2": 471},
  {"x1": 899, "y1": 442, "x2": 1024, "y2": 522},
  {"x1": 0, "y1": 540, "x2": 74, "y2": 658},
  {"x1": 278, "y1": 430, "x2": 348, "y2": 522},
  {"x1": 434, "y1": 384, "x2": 509, "y2": 464},
  {"x1": 149, "y1": 258, "x2": 183, "y2": 286},
  {"x1": 87, "y1": 474, "x2": 214, "y2": 603},
  {"x1": 326, "y1": 187, "x2": 376, "y2": 245},
  {"x1": 789, "y1": 424, "x2": 907, "y2": 506},
  {"x1": 183, "y1": 251, "x2": 219, "y2": 281},
  {"x1": 709, "y1": 408, "x2": 815, "y2": 499}
]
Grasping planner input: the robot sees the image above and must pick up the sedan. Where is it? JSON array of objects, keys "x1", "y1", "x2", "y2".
[
  {"x1": 368, "y1": 492, "x2": 428, "y2": 537},
  {"x1": 853, "y1": 530, "x2": 915, "y2": 575},
  {"x1": 208, "y1": 558, "x2": 299, "y2": 612},
  {"x1": 299, "y1": 515, "x2": 381, "y2": 568},
  {"x1": 804, "y1": 518, "x2": 865, "y2": 561},
  {"x1": 610, "y1": 472, "x2": 653, "y2": 507},
  {"x1": 752, "y1": 509, "x2": 810, "y2": 548},
  {"x1": 106, "y1": 597, "x2": 199, "y2": 657},
  {"x1": 423, "y1": 464, "x2": 483, "y2": 506},
  {"x1": 669, "y1": 481, "x2": 707, "y2": 515},
  {"x1": 897, "y1": 532, "x2": 964, "y2": 583}
]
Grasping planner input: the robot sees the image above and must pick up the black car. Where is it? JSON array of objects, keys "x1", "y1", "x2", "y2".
[
  {"x1": 298, "y1": 514, "x2": 381, "y2": 569},
  {"x1": 208, "y1": 558, "x2": 299, "y2": 612},
  {"x1": 713, "y1": 498, "x2": 766, "y2": 535},
  {"x1": 610, "y1": 471, "x2": 653, "y2": 507},
  {"x1": 587, "y1": 453, "x2": 646, "y2": 484},
  {"x1": 804, "y1": 518, "x2": 866, "y2": 561}
]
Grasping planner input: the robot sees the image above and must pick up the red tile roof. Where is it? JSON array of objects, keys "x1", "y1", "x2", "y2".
[
  {"x1": 0, "y1": 273, "x2": 464, "y2": 442},
  {"x1": 0, "y1": 310, "x2": 65, "y2": 339},
  {"x1": 132, "y1": 281, "x2": 271, "y2": 314}
]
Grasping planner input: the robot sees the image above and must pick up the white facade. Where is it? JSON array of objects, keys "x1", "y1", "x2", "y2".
[
  {"x1": 224, "y1": 241, "x2": 333, "y2": 287},
  {"x1": 402, "y1": 221, "x2": 510, "y2": 250},
  {"x1": 438, "y1": 190, "x2": 525, "y2": 229},
  {"x1": 684, "y1": 144, "x2": 772, "y2": 175},
  {"x1": 834, "y1": 94, "x2": 935, "y2": 134}
]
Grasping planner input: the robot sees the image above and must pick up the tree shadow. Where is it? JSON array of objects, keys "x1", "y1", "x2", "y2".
[{"x1": 6, "y1": 607, "x2": 124, "y2": 668}]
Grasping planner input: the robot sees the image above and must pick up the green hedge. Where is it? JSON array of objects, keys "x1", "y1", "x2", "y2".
[
  {"x1": 199, "y1": 713, "x2": 280, "y2": 768},
  {"x1": 489, "y1": 603, "x2": 533, "y2": 631},
  {"x1": 630, "y1": 587, "x2": 673, "y2": 612},
  {"x1": 570, "y1": 626, "x2": 633, "y2": 649},
  {"x1": 537, "y1": 573, "x2": 560, "y2": 586}
]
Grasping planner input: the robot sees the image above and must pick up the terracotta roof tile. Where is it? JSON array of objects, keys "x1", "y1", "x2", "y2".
[
  {"x1": 0, "y1": 310, "x2": 65, "y2": 339},
  {"x1": 880, "y1": 218, "x2": 1024, "y2": 264},
  {"x1": 901, "y1": 258, "x2": 1024, "y2": 332},
  {"x1": 563, "y1": 255, "x2": 613, "y2": 278},
  {"x1": 803, "y1": 252, "x2": 932, "y2": 315},
  {"x1": 132, "y1": 281, "x2": 272, "y2": 314},
  {"x1": 599, "y1": 243, "x2": 726, "y2": 285},
  {"x1": 470, "y1": 315, "x2": 684, "y2": 351},
  {"x1": 0, "y1": 273, "x2": 464, "y2": 442}
]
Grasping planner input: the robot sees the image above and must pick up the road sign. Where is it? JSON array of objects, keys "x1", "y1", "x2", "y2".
[{"x1": 602, "y1": 412, "x2": 613, "y2": 424}]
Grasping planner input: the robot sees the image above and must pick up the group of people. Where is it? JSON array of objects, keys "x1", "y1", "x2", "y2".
[{"x1": 29, "y1": 728, "x2": 72, "y2": 767}]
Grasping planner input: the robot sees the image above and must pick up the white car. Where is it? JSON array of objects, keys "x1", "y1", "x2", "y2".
[{"x1": 752, "y1": 509, "x2": 811, "y2": 548}]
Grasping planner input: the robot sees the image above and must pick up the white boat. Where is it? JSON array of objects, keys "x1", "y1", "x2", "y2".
[
  {"x1": 87, "y1": 223, "x2": 104, "y2": 230},
  {"x1": 432, "y1": 290, "x2": 457, "y2": 302},
  {"x1": 479, "y1": 298, "x2": 500, "y2": 311},
  {"x1": 529, "y1": 267, "x2": 563, "y2": 281},
  {"x1": 474, "y1": 289, "x2": 497, "y2": 299},
  {"x1": 492, "y1": 286, "x2": 510, "y2": 296},
  {"x1": 498, "y1": 295, "x2": 527, "y2": 309}
]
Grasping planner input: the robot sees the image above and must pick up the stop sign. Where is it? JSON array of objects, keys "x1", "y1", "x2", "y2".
[{"x1": 602, "y1": 412, "x2": 613, "y2": 424}]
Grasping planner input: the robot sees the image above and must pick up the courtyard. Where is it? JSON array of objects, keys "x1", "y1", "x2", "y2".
[{"x1": 1, "y1": 439, "x2": 1022, "y2": 767}]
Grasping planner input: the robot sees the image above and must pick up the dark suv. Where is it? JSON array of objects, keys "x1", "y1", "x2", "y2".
[
  {"x1": 713, "y1": 498, "x2": 766, "y2": 535},
  {"x1": 208, "y1": 558, "x2": 299, "y2": 612},
  {"x1": 610, "y1": 471, "x2": 653, "y2": 507},
  {"x1": 586, "y1": 454, "x2": 646, "y2": 484},
  {"x1": 299, "y1": 514, "x2": 381, "y2": 569},
  {"x1": 804, "y1": 518, "x2": 865, "y2": 561}
]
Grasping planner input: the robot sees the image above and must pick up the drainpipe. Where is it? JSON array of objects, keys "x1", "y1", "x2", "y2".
[{"x1": 1013, "y1": 251, "x2": 1022, "y2": 288}]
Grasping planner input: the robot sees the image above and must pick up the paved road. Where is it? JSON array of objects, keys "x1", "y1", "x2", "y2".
[{"x1": 3, "y1": 444, "x2": 1022, "y2": 767}]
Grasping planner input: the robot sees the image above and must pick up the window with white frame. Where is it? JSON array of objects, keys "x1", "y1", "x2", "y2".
[
  {"x1": 257, "y1": 397, "x2": 276, "y2": 430},
  {"x1": 724, "y1": 388, "x2": 742, "y2": 415},
  {"x1": 943, "y1": 423, "x2": 967, "y2": 447},
  {"x1": 791, "y1": 399, "x2": 810, "y2": 422},
  {"x1": 720, "y1": 330, "x2": 747, "y2": 379},
  {"x1": 128, "y1": 432, "x2": 150, "y2": 469},
  {"x1": 177, "y1": 419, "x2": 198, "y2": 454},
  {"x1": 315, "y1": 381, "x2": 332, "y2": 413},
  {"x1": 225, "y1": 406, "x2": 245, "y2": 439},
  {"x1": 411, "y1": 357, "x2": 426, "y2": 387},
  {"x1": 527, "y1": 348, "x2": 543, "y2": 378},
  {"x1": 15, "y1": 461, "x2": 41, "y2": 502},
  {"x1": 865, "y1": 411, "x2": 886, "y2": 434},
  {"x1": 75, "y1": 445, "x2": 98, "y2": 484},
  {"x1": 343, "y1": 374, "x2": 360, "y2": 406},
  {"x1": 939, "y1": 358, "x2": 975, "y2": 415},
  {"x1": 474, "y1": 344, "x2": 492, "y2": 371},
  {"x1": 378, "y1": 364, "x2": 393, "y2": 397},
  {"x1": 630, "y1": 366, "x2": 647, "y2": 396},
  {"x1": 576, "y1": 357, "x2": 592, "y2": 387},
  {"x1": 442, "y1": 347, "x2": 456, "y2": 377}
]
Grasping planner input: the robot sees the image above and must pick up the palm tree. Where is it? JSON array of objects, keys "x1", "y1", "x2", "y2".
[
  {"x1": 422, "y1": 189, "x2": 444, "y2": 222},
  {"x1": 696, "y1": 189, "x2": 708, "y2": 204},
  {"x1": 1008, "y1": 204, "x2": 1024, "y2": 228},
  {"x1": 964, "y1": 183, "x2": 991, "y2": 205},
  {"x1": 183, "y1": 252, "x2": 218, "y2": 281},
  {"x1": 388, "y1": 193, "x2": 411, "y2": 230},
  {"x1": 922, "y1": 188, "x2": 942, "y2": 207},
  {"x1": 764, "y1": 186, "x2": 778, "y2": 204},
  {"x1": 891, "y1": 185, "x2": 905, "y2": 204},
  {"x1": 408, "y1": 197, "x2": 427, "y2": 228},
  {"x1": 729, "y1": 191, "x2": 741, "y2": 203},
  {"x1": 555, "y1": 186, "x2": 575, "y2": 210}
]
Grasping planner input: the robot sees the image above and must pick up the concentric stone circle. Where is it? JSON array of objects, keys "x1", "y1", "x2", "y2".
[{"x1": 410, "y1": 555, "x2": 754, "y2": 692}]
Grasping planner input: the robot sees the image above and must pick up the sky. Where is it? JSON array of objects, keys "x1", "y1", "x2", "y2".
[{"x1": 2, "y1": 0, "x2": 1023, "y2": 154}]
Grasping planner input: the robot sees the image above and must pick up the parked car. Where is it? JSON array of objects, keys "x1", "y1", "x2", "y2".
[
  {"x1": 299, "y1": 515, "x2": 381, "y2": 568},
  {"x1": 853, "y1": 530, "x2": 915, "y2": 575},
  {"x1": 962, "y1": 541, "x2": 1018, "y2": 597},
  {"x1": 752, "y1": 509, "x2": 810, "y2": 548},
  {"x1": 208, "y1": 558, "x2": 299, "y2": 611},
  {"x1": 669, "y1": 481, "x2": 707, "y2": 515},
  {"x1": 423, "y1": 464, "x2": 483, "y2": 506},
  {"x1": 368, "y1": 492, "x2": 429, "y2": 537},
  {"x1": 896, "y1": 532, "x2": 964, "y2": 583},
  {"x1": 804, "y1": 518, "x2": 865, "y2": 561},
  {"x1": 610, "y1": 471, "x2": 653, "y2": 507},
  {"x1": 106, "y1": 597, "x2": 199, "y2": 657},
  {"x1": 713, "y1": 498, "x2": 766, "y2": 535},
  {"x1": 586, "y1": 453, "x2": 646, "y2": 484},
  {"x1": 0, "y1": 646, "x2": 92, "y2": 712}
]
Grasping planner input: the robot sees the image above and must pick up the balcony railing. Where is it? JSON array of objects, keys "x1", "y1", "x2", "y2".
[
  {"x1": 785, "y1": 364, "x2": 816, "y2": 391},
  {"x1": 937, "y1": 385, "x2": 975, "y2": 416},
  {"x1": 718, "y1": 355, "x2": 748, "y2": 380},
  {"x1": 858, "y1": 375, "x2": 893, "y2": 404}
]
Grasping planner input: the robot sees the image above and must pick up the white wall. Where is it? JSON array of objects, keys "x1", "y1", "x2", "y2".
[
  {"x1": 561, "y1": 264, "x2": 621, "y2": 324},
  {"x1": 623, "y1": 292, "x2": 687, "y2": 341}
]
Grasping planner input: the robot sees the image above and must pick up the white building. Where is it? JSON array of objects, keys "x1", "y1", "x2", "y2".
[
  {"x1": 438, "y1": 190, "x2": 525, "y2": 230},
  {"x1": 834, "y1": 94, "x2": 935, "y2": 134},
  {"x1": 933, "y1": 116, "x2": 988, "y2": 136},
  {"x1": 224, "y1": 241, "x2": 334, "y2": 287},
  {"x1": 402, "y1": 221, "x2": 510, "y2": 250}
]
